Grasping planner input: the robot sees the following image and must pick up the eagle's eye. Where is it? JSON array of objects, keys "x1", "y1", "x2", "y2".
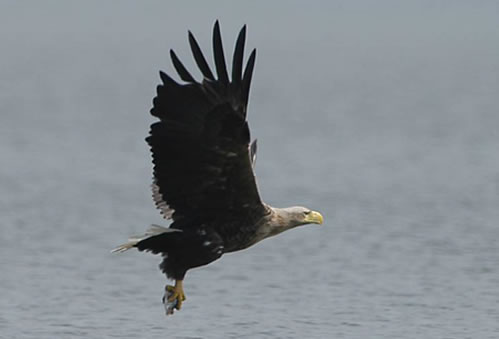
[{"x1": 303, "y1": 210, "x2": 311, "y2": 216}]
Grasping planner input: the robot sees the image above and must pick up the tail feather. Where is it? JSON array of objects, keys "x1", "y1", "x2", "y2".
[{"x1": 111, "y1": 224, "x2": 181, "y2": 253}]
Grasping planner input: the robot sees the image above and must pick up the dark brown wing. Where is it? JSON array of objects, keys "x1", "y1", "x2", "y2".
[{"x1": 146, "y1": 21, "x2": 265, "y2": 229}]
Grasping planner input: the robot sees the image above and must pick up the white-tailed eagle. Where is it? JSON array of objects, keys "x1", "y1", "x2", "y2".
[{"x1": 113, "y1": 21, "x2": 323, "y2": 315}]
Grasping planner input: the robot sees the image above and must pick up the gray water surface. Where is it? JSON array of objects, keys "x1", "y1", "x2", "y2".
[{"x1": 1, "y1": 2, "x2": 499, "y2": 338}]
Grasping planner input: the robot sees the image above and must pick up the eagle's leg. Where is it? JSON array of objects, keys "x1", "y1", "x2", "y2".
[{"x1": 166, "y1": 280, "x2": 186, "y2": 310}]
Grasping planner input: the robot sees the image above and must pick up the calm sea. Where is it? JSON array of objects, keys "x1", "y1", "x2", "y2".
[{"x1": 1, "y1": 2, "x2": 499, "y2": 338}]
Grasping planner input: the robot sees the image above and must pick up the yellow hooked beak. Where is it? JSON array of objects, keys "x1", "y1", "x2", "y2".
[{"x1": 304, "y1": 211, "x2": 324, "y2": 225}]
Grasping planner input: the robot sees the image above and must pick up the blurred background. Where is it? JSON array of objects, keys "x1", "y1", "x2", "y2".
[{"x1": 1, "y1": 1, "x2": 499, "y2": 338}]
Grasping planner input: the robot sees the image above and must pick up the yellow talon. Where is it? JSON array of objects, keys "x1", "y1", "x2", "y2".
[{"x1": 166, "y1": 280, "x2": 186, "y2": 310}]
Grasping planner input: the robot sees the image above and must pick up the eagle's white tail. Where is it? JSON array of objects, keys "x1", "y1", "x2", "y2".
[{"x1": 111, "y1": 224, "x2": 181, "y2": 253}]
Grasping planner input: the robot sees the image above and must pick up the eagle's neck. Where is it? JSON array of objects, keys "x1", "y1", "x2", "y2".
[
  {"x1": 258, "y1": 205, "x2": 300, "y2": 238},
  {"x1": 228, "y1": 205, "x2": 301, "y2": 252}
]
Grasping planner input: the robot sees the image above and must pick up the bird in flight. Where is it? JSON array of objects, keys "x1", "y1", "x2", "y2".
[{"x1": 112, "y1": 21, "x2": 323, "y2": 315}]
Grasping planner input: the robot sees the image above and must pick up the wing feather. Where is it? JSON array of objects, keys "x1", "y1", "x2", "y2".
[
  {"x1": 170, "y1": 49, "x2": 196, "y2": 83},
  {"x1": 212, "y1": 21, "x2": 230, "y2": 86},
  {"x1": 148, "y1": 22, "x2": 264, "y2": 228},
  {"x1": 188, "y1": 31, "x2": 215, "y2": 81},
  {"x1": 232, "y1": 25, "x2": 246, "y2": 85},
  {"x1": 242, "y1": 49, "x2": 256, "y2": 110}
]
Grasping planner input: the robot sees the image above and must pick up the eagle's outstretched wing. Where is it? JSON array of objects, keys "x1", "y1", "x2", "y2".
[{"x1": 147, "y1": 21, "x2": 265, "y2": 228}]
